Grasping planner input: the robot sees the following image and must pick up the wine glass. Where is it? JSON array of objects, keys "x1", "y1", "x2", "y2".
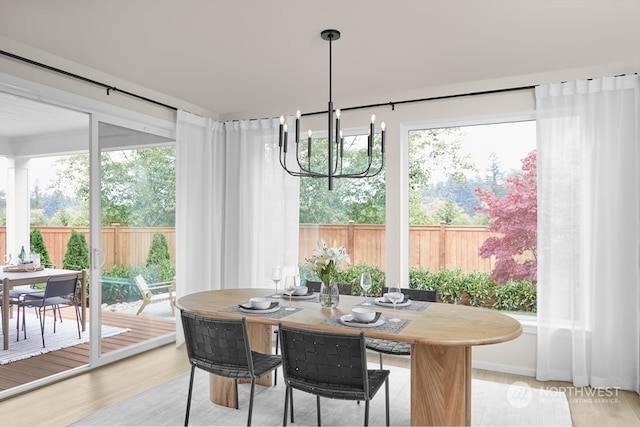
[
  {"x1": 284, "y1": 275, "x2": 296, "y2": 310},
  {"x1": 360, "y1": 272, "x2": 372, "y2": 306},
  {"x1": 386, "y1": 284, "x2": 403, "y2": 322},
  {"x1": 271, "y1": 266, "x2": 282, "y2": 297}
]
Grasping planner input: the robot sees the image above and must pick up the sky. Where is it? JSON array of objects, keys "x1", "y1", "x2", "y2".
[{"x1": 458, "y1": 120, "x2": 536, "y2": 179}]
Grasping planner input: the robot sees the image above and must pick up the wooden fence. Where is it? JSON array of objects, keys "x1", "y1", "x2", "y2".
[
  {"x1": 1, "y1": 226, "x2": 176, "y2": 269},
  {"x1": 2, "y1": 223, "x2": 495, "y2": 273},
  {"x1": 300, "y1": 221, "x2": 497, "y2": 273}
]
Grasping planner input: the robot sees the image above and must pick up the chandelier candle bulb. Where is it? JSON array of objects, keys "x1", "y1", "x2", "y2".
[
  {"x1": 307, "y1": 129, "x2": 312, "y2": 168},
  {"x1": 279, "y1": 116, "x2": 285, "y2": 147},
  {"x1": 283, "y1": 123, "x2": 288, "y2": 153},
  {"x1": 335, "y1": 109, "x2": 341, "y2": 146}
]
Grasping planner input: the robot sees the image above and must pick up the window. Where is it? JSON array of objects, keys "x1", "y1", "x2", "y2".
[
  {"x1": 407, "y1": 120, "x2": 537, "y2": 314},
  {"x1": 298, "y1": 130, "x2": 386, "y2": 291}
]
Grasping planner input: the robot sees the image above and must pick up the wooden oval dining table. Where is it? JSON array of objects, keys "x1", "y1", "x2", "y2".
[{"x1": 177, "y1": 288, "x2": 522, "y2": 426}]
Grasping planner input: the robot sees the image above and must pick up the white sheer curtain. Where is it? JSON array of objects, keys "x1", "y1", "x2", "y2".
[
  {"x1": 536, "y1": 75, "x2": 640, "y2": 392},
  {"x1": 175, "y1": 110, "x2": 299, "y2": 345}
]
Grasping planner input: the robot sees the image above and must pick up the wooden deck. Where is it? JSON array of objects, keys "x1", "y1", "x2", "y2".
[{"x1": 0, "y1": 310, "x2": 175, "y2": 392}]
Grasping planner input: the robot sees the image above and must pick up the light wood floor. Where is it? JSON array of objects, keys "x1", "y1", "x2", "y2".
[{"x1": 1, "y1": 343, "x2": 638, "y2": 427}]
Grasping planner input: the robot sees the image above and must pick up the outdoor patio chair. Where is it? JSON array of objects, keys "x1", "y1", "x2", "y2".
[
  {"x1": 180, "y1": 311, "x2": 282, "y2": 426},
  {"x1": 17, "y1": 274, "x2": 81, "y2": 347},
  {"x1": 133, "y1": 275, "x2": 175, "y2": 316},
  {"x1": 278, "y1": 323, "x2": 390, "y2": 426},
  {"x1": 365, "y1": 287, "x2": 437, "y2": 368}
]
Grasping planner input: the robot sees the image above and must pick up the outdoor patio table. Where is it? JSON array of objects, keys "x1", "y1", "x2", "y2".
[
  {"x1": 177, "y1": 288, "x2": 521, "y2": 426},
  {"x1": 1, "y1": 268, "x2": 87, "y2": 350}
]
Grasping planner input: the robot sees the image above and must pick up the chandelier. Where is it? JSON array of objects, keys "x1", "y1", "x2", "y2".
[{"x1": 278, "y1": 29, "x2": 386, "y2": 190}]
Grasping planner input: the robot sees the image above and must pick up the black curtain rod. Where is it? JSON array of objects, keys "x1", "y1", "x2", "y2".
[
  {"x1": 0, "y1": 50, "x2": 178, "y2": 111},
  {"x1": 2, "y1": 49, "x2": 538, "y2": 118},
  {"x1": 300, "y1": 85, "x2": 536, "y2": 117}
]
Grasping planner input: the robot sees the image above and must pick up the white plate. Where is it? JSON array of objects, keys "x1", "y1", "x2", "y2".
[
  {"x1": 374, "y1": 297, "x2": 412, "y2": 308},
  {"x1": 339, "y1": 314, "x2": 385, "y2": 328},
  {"x1": 280, "y1": 290, "x2": 316, "y2": 300},
  {"x1": 239, "y1": 302, "x2": 281, "y2": 314}
]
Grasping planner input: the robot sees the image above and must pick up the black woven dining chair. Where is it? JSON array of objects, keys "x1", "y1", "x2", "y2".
[
  {"x1": 180, "y1": 310, "x2": 282, "y2": 426},
  {"x1": 278, "y1": 323, "x2": 390, "y2": 426},
  {"x1": 273, "y1": 281, "x2": 353, "y2": 386},
  {"x1": 365, "y1": 287, "x2": 437, "y2": 368}
]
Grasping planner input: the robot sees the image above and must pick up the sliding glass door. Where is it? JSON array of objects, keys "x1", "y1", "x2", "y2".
[{"x1": 91, "y1": 119, "x2": 176, "y2": 361}]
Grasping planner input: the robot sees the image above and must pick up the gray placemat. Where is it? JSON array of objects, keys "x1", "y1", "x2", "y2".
[
  {"x1": 357, "y1": 299, "x2": 432, "y2": 312},
  {"x1": 321, "y1": 314, "x2": 409, "y2": 333},
  {"x1": 222, "y1": 305, "x2": 301, "y2": 319}
]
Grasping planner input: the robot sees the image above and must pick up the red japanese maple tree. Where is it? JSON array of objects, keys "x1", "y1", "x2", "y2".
[{"x1": 475, "y1": 150, "x2": 537, "y2": 285}]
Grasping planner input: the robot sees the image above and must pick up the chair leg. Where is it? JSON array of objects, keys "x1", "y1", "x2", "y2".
[
  {"x1": 234, "y1": 379, "x2": 239, "y2": 409},
  {"x1": 364, "y1": 400, "x2": 370, "y2": 426},
  {"x1": 39, "y1": 306, "x2": 46, "y2": 347},
  {"x1": 282, "y1": 385, "x2": 290, "y2": 427},
  {"x1": 316, "y1": 395, "x2": 322, "y2": 426},
  {"x1": 247, "y1": 378, "x2": 255, "y2": 426},
  {"x1": 74, "y1": 302, "x2": 81, "y2": 338},
  {"x1": 184, "y1": 366, "x2": 195, "y2": 426},
  {"x1": 384, "y1": 376, "x2": 390, "y2": 426},
  {"x1": 289, "y1": 387, "x2": 294, "y2": 423},
  {"x1": 274, "y1": 330, "x2": 279, "y2": 386}
]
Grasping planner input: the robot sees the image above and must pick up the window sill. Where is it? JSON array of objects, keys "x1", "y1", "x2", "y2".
[{"x1": 506, "y1": 312, "x2": 537, "y2": 335}]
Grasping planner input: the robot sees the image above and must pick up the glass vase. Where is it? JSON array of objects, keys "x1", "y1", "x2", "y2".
[{"x1": 319, "y1": 281, "x2": 340, "y2": 309}]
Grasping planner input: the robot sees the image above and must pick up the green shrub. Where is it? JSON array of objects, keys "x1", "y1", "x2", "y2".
[
  {"x1": 300, "y1": 261, "x2": 536, "y2": 313},
  {"x1": 30, "y1": 228, "x2": 52, "y2": 267},
  {"x1": 493, "y1": 280, "x2": 537, "y2": 312},
  {"x1": 461, "y1": 271, "x2": 496, "y2": 307},
  {"x1": 146, "y1": 232, "x2": 173, "y2": 281},
  {"x1": 63, "y1": 229, "x2": 89, "y2": 270},
  {"x1": 337, "y1": 262, "x2": 386, "y2": 296}
]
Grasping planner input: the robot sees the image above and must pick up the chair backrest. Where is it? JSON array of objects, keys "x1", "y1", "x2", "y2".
[
  {"x1": 382, "y1": 287, "x2": 437, "y2": 302},
  {"x1": 278, "y1": 323, "x2": 369, "y2": 394},
  {"x1": 180, "y1": 311, "x2": 254, "y2": 376},
  {"x1": 134, "y1": 275, "x2": 151, "y2": 298},
  {"x1": 306, "y1": 281, "x2": 353, "y2": 295},
  {"x1": 43, "y1": 275, "x2": 79, "y2": 300}
]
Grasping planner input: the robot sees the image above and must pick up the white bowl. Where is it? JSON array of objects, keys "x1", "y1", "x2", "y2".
[
  {"x1": 383, "y1": 292, "x2": 404, "y2": 303},
  {"x1": 351, "y1": 307, "x2": 376, "y2": 323},
  {"x1": 292, "y1": 286, "x2": 308, "y2": 296},
  {"x1": 249, "y1": 297, "x2": 271, "y2": 309}
]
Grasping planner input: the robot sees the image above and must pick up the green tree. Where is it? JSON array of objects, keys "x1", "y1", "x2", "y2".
[
  {"x1": 408, "y1": 128, "x2": 476, "y2": 224},
  {"x1": 30, "y1": 228, "x2": 52, "y2": 267},
  {"x1": 51, "y1": 147, "x2": 175, "y2": 227},
  {"x1": 299, "y1": 134, "x2": 385, "y2": 224},
  {"x1": 63, "y1": 229, "x2": 90, "y2": 270},
  {"x1": 146, "y1": 232, "x2": 172, "y2": 281}
]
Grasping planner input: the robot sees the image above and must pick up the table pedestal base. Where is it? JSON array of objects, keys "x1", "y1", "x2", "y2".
[{"x1": 411, "y1": 343, "x2": 472, "y2": 426}]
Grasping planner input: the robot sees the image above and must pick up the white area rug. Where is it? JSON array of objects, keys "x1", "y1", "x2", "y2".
[
  {"x1": 70, "y1": 364, "x2": 572, "y2": 426},
  {"x1": 1, "y1": 311, "x2": 129, "y2": 365}
]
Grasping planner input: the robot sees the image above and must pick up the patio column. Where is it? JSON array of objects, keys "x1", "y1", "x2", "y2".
[{"x1": 6, "y1": 157, "x2": 30, "y2": 258}]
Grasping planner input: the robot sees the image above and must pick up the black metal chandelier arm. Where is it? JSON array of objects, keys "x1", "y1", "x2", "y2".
[{"x1": 336, "y1": 153, "x2": 385, "y2": 179}]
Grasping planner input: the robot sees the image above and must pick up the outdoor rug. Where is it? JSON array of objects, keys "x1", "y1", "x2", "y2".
[
  {"x1": 70, "y1": 363, "x2": 572, "y2": 426},
  {"x1": 1, "y1": 311, "x2": 129, "y2": 365}
]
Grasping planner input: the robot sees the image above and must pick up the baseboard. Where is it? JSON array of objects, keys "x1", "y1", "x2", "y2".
[{"x1": 472, "y1": 360, "x2": 536, "y2": 377}]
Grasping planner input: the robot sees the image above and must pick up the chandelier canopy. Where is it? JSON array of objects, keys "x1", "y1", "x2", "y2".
[{"x1": 278, "y1": 29, "x2": 385, "y2": 191}]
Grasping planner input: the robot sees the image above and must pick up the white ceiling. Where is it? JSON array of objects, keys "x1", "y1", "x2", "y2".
[{"x1": 1, "y1": 0, "x2": 640, "y2": 133}]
